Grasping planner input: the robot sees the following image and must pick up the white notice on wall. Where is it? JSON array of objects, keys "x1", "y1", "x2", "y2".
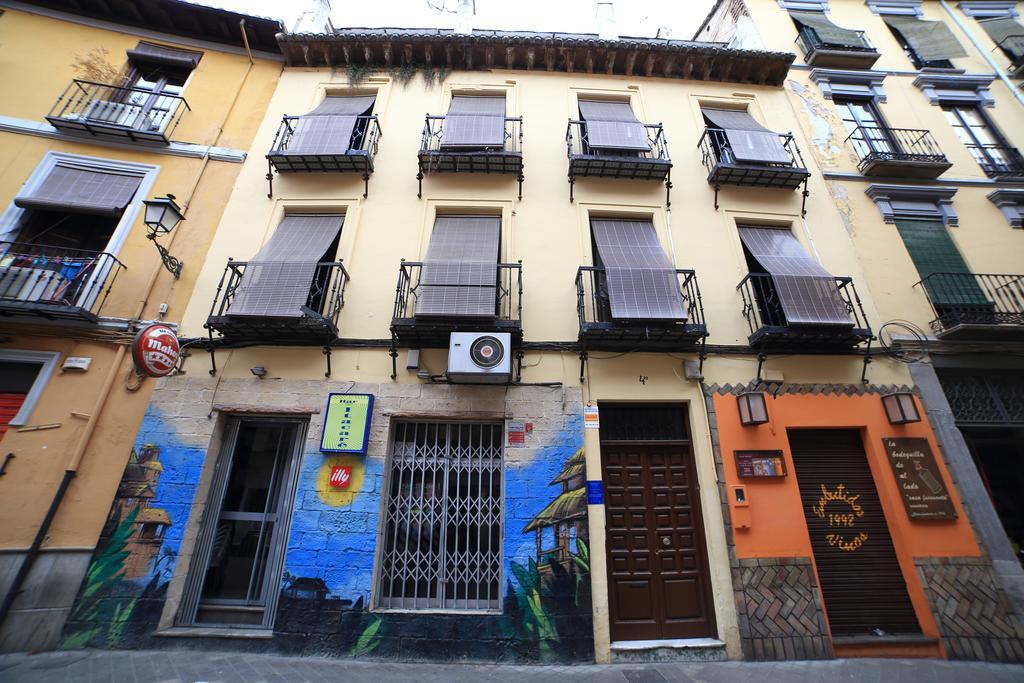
[{"x1": 584, "y1": 405, "x2": 600, "y2": 429}]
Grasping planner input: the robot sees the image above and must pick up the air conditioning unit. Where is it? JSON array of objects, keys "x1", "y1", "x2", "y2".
[{"x1": 447, "y1": 332, "x2": 511, "y2": 384}]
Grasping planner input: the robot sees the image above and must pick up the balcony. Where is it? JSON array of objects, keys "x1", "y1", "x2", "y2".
[
  {"x1": 796, "y1": 27, "x2": 880, "y2": 70},
  {"x1": 575, "y1": 266, "x2": 707, "y2": 352},
  {"x1": 995, "y1": 34, "x2": 1024, "y2": 74},
  {"x1": 698, "y1": 128, "x2": 810, "y2": 202},
  {"x1": 965, "y1": 144, "x2": 1024, "y2": 179},
  {"x1": 266, "y1": 115, "x2": 381, "y2": 196},
  {"x1": 566, "y1": 120, "x2": 672, "y2": 203},
  {"x1": 737, "y1": 273, "x2": 872, "y2": 352},
  {"x1": 46, "y1": 80, "x2": 189, "y2": 145},
  {"x1": 0, "y1": 242, "x2": 125, "y2": 323},
  {"x1": 916, "y1": 272, "x2": 1024, "y2": 342},
  {"x1": 390, "y1": 261, "x2": 523, "y2": 349},
  {"x1": 205, "y1": 259, "x2": 350, "y2": 345},
  {"x1": 846, "y1": 126, "x2": 952, "y2": 179},
  {"x1": 417, "y1": 115, "x2": 524, "y2": 198}
]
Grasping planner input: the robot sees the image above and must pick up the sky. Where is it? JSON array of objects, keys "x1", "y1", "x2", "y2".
[{"x1": 192, "y1": 0, "x2": 716, "y2": 39}]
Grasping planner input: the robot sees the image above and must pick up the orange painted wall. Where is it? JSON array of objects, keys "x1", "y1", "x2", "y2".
[{"x1": 713, "y1": 391, "x2": 981, "y2": 651}]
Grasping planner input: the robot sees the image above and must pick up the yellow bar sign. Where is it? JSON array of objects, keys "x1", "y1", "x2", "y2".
[{"x1": 321, "y1": 393, "x2": 374, "y2": 454}]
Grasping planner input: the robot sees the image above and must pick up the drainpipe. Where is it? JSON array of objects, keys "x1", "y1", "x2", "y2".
[
  {"x1": 939, "y1": 0, "x2": 1024, "y2": 107},
  {"x1": 0, "y1": 345, "x2": 127, "y2": 632}
]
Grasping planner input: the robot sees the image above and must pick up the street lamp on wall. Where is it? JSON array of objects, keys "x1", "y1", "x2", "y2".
[
  {"x1": 882, "y1": 391, "x2": 921, "y2": 424},
  {"x1": 737, "y1": 391, "x2": 769, "y2": 426},
  {"x1": 142, "y1": 194, "x2": 185, "y2": 279}
]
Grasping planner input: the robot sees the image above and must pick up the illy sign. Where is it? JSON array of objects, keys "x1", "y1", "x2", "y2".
[
  {"x1": 329, "y1": 465, "x2": 352, "y2": 489},
  {"x1": 132, "y1": 324, "x2": 180, "y2": 377}
]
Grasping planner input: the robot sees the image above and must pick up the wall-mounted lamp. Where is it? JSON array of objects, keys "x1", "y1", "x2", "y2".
[
  {"x1": 142, "y1": 194, "x2": 185, "y2": 279},
  {"x1": 882, "y1": 391, "x2": 920, "y2": 424},
  {"x1": 737, "y1": 391, "x2": 769, "y2": 426},
  {"x1": 250, "y1": 366, "x2": 267, "y2": 378}
]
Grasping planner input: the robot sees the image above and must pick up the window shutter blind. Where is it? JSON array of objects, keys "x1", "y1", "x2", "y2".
[
  {"x1": 790, "y1": 11, "x2": 868, "y2": 47},
  {"x1": 126, "y1": 41, "x2": 203, "y2": 69},
  {"x1": 884, "y1": 16, "x2": 968, "y2": 61},
  {"x1": 979, "y1": 17, "x2": 1024, "y2": 60},
  {"x1": 13, "y1": 162, "x2": 144, "y2": 217},
  {"x1": 702, "y1": 108, "x2": 791, "y2": 164},
  {"x1": 590, "y1": 219, "x2": 686, "y2": 321},
  {"x1": 578, "y1": 100, "x2": 650, "y2": 151},
  {"x1": 441, "y1": 96, "x2": 506, "y2": 148},
  {"x1": 893, "y1": 219, "x2": 990, "y2": 307},
  {"x1": 227, "y1": 215, "x2": 344, "y2": 318},
  {"x1": 738, "y1": 226, "x2": 854, "y2": 326},
  {"x1": 280, "y1": 96, "x2": 376, "y2": 155},
  {"x1": 415, "y1": 216, "x2": 501, "y2": 318}
]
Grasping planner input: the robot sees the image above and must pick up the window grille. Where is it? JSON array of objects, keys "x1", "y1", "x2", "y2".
[{"x1": 377, "y1": 421, "x2": 503, "y2": 611}]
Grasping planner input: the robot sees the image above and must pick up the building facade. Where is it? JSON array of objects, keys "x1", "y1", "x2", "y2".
[
  {"x1": 0, "y1": 0, "x2": 282, "y2": 652},
  {"x1": 41, "y1": 0, "x2": 1024, "y2": 666}
]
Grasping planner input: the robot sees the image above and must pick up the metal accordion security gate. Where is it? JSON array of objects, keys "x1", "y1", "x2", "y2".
[{"x1": 376, "y1": 421, "x2": 504, "y2": 611}]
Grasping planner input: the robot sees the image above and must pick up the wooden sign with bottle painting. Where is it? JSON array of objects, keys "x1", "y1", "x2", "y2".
[{"x1": 883, "y1": 437, "x2": 956, "y2": 520}]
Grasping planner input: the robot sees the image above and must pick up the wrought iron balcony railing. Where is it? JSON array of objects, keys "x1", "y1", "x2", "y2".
[
  {"x1": 46, "y1": 79, "x2": 189, "y2": 145},
  {"x1": 916, "y1": 272, "x2": 1024, "y2": 339},
  {"x1": 266, "y1": 115, "x2": 382, "y2": 197},
  {"x1": 995, "y1": 34, "x2": 1024, "y2": 70},
  {"x1": 964, "y1": 143, "x2": 1024, "y2": 179},
  {"x1": 390, "y1": 261, "x2": 523, "y2": 349},
  {"x1": 205, "y1": 259, "x2": 350, "y2": 344},
  {"x1": 417, "y1": 115, "x2": 524, "y2": 197},
  {"x1": 575, "y1": 266, "x2": 707, "y2": 352},
  {"x1": 698, "y1": 128, "x2": 810, "y2": 206},
  {"x1": 737, "y1": 273, "x2": 872, "y2": 351},
  {"x1": 0, "y1": 241, "x2": 125, "y2": 322},
  {"x1": 844, "y1": 126, "x2": 952, "y2": 178},
  {"x1": 566, "y1": 120, "x2": 673, "y2": 203},
  {"x1": 796, "y1": 27, "x2": 880, "y2": 69}
]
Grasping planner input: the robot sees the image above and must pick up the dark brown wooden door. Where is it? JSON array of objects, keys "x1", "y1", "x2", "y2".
[
  {"x1": 788, "y1": 429, "x2": 921, "y2": 637},
  {"x1": 602, "y1": 443, "x2": 717, "y2": 641}
]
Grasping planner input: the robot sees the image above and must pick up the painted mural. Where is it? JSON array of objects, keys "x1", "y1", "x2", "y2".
[{"x1": 61, "y1": 404, "x2": 593, "y2": 663}]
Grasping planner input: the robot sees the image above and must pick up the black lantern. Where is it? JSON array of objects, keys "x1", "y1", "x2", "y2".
[
  {"x1": 142, "y1": 194, "x2": 185, "y2": 278},
  {"x1": 737, "y1": 391, "x2": 769, "y2": 426},
  {"x1": 882, "y1": 391, "x2": 921, "y2": 424}
]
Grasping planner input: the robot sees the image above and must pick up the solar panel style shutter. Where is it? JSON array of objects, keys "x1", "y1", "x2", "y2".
[
  {"x1": 13, "y1": 162, "x2": 144, "y2": 217},
  {"x1": 789, "y1": 11, "x2": 868, "y2": 46},
  {"x1": 227, "y1": 215, "x2": 344, "y2": 318},
  {"x1": 591, "y1": 219, "x2": 687, "y2": 321},
  {"x1": 440, "y1": 96, "x2": 507, "y2": 148},
  {"x1": 979, "y1": 17, "x2": 1024, "y2": 60},
  {"x1": 126, "y1": 41, "x2": 203, "y2": 69},
  {"x1": 577, "y1": 100, "x2": 650, "y2": 151},
  {"x1": 893, "y1": 219, "x2": 990, "y2": 307},
  {"x1": 282, "y1": 95, "x2": 376, "y2": 155},
  {"x1": 883, "y1": 16, "x2": 968, "y2": 61},
  {"x1": 415, "y1": 216, "x2": 500, "y2": 318},
  {"x1": 738, "y1": 226, "x2": 854, "y2": 327},
  {"x1": 701, "y1": 108, "x2": 791, "y2": 164}
]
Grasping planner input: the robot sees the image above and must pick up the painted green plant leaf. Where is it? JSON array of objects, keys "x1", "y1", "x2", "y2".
[{"x1": 351, "y1": 615, "x2": 383, "y2": 657}]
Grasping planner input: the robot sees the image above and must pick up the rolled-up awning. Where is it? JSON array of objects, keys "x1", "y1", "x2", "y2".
[
  {"x1": 702, "y1": 108, "x2": 791, "y2": 164},
  {"x1": 978, "y1": 17, "x2": 1024, "y2": 60},
  {"x1": 14, "y1": 162, "x2": 144, "y2": 217},
  {"x1": 416, "y1": 216, "x2": 501, "y2": 318},
  {"x1": 441, "y1": 96, "x2": 506, "y2": 148},
  {"x1": 884, "y1": 15, "x2": 968, "y2": 62},
  {"x1": 280, "y1": 95, "x2": 376, "y2": 155},
  {"x1": 591, "y1": 219, "x2": 686, "y2": 321},
  {"x1": 126, "y1": 41, "x2": 203, "y2": 69},
  {"x1": 227, "y1": 215, "x2": 344, "y2": 318},
  {"x1": 578, "y1": 100, "x2": 650, "y2": 152},
  {"x1": 738, "y1": 226, "x2": 853, "y2": 327},
  {"x1": 790, "y1": 11, "x2": 868, "y2": 47}
]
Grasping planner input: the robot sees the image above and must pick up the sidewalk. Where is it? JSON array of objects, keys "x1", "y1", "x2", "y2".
[{"x1": 1, "y1": 650, "x2": 1024, "y2": 683}]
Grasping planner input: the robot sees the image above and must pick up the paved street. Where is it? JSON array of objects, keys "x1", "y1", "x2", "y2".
[{"x1": 1, "y1": 650, "x2": 1023, "y2": 683}]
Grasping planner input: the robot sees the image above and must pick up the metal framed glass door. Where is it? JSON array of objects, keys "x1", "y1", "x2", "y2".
[
  {"x1": 942, "y1": 106, "x2": 1013, "y2": 175},
  {"x1": 177, "y1": 417, "x2": 305, "y2": 628},
  {"x1": 834, "y1": 98, "x2": 894, "y2": 158}
]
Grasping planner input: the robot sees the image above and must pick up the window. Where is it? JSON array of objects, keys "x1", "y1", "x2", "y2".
[
  {"x1": 834, "y1": 97, "x2": 894, "y2": 158},
  {"x1": 377, "y1": 421, "x2": 503, "y2": 611},
  {"x1": 883, "y1": 16, "x2": 966, "y2": 69},
  {"x1": 442, "y1": 95, "x2": 507, "y2": 149},
  {"x1": 701, "y1": 108, "x2": 792, "y2": 166},
  {"x1": 277, "y1": 95, "x2": 376, "y2": 156},
  {"x1": 0, "y1": 350, "x2": 60, "y2": 434},
  {"x1": 416, "y1": 215, "x2": 501, "y2": 317},
  {"x1": 177, "y1": 417, "x2": 305, "y2": 628},
  {"x1": 577, "y1": 99, "x2": 649, "y2": 155},
  {"x1": 943, "y1": 105, "x2": 1023, "y2": 177}
]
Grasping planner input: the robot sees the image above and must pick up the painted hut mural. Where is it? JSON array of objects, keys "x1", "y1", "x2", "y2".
[
  {"x1": 525, "y1": 448, "x2": 587, "y2": 567},
  {"x1": 113, "y1": 445, "x2": 172, "y2": 579}
]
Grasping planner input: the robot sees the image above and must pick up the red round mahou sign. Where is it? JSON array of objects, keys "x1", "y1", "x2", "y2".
[{"x1": 132, "y1": 324, "x2": 180, "y2": 378}]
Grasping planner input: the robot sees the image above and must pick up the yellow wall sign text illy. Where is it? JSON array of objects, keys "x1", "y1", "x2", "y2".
[{"x1": 321, "y1": 393, "x2": 374, "y2": 454}]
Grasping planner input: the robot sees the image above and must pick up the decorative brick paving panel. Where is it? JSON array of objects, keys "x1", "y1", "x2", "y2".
[
  {"x1": 916, "y1": 557, "x2": 1024, "y2": 663},
  {"x1": 732, "y1": 557, "x2": 833, "y2": 661}
]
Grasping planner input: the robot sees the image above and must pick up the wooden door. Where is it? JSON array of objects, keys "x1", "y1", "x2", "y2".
[
  {"x1": 789, "y1": 429, "x2": 921, "y2": 637},
  {"x1": 602, "y1": 443, "x2": 717, "y2": 641}
]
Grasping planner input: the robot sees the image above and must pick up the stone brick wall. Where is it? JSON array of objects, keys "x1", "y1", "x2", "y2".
[
  {"x1": 915, "y1": 557, "x2": 1024, "y2": 662},
  {"x1": 732, "y1": 557, "x2": 833, "y2": 661}
]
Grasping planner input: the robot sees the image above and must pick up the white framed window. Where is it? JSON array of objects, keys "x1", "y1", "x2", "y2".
[
  {"x1": 376, "y1": 420, "x2": 504, "y2": 612},
  {"x1": 0, "y1": 349, "x2": 61, "y2": 427}
]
